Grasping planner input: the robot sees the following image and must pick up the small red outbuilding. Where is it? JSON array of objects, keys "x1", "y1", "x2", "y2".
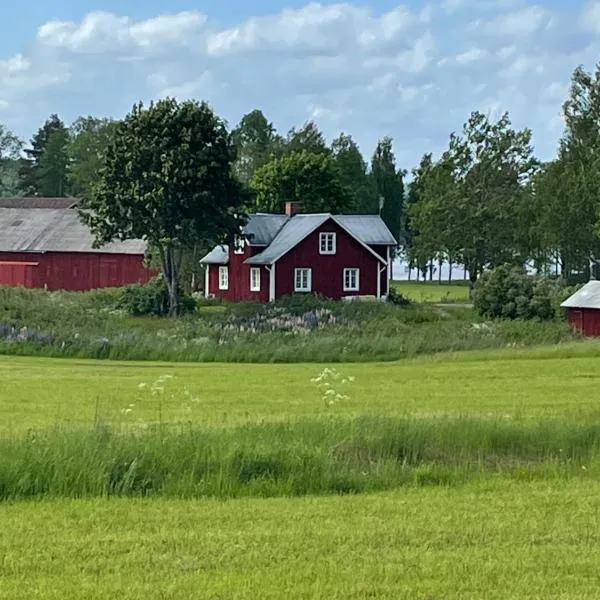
[
  {"x1": 561, "y1": 280, "x2": 600, "y2": 336},
  {"x1": 0, "y1": 207, "x2": 152, "y2": 291}
]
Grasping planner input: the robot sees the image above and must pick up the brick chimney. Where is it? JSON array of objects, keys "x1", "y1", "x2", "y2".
[{"x1": 285, "y1": 201, "x2": 303, "y2": 217}]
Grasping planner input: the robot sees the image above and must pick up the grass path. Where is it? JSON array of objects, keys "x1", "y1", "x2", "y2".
[
  {"x1": 3, "y1": 343, "x2": 600, "y2": 433},
  {"x1": 1, "y1": 479, "x2": 600, "y2": 599}
]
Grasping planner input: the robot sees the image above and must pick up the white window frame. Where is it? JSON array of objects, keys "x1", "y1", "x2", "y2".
[
  {"x1": 250, "y1": 267, "x2": 261, "y2": 292},
  {"x1": 319, "y1": 232, "x2": 336, "y2": 255},
  {"x1": 233, "y1": 235, "x2": 245, "y2": 255},
  {"x1": 343, "y1": 268, "x2": 360, "y2": 292},
  {"x1": 294, "y1": 268, "x2": 312, "y2": 292},
  {"x1": 218, "y1": 266, "x2": 229, "y2": 290}
]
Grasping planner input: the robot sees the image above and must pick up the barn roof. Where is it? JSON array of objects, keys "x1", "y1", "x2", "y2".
[
  {"x1": 0, "y1": 197, "x2": 79, "y2": 209},
  {"x1": 561, "y1": 280, "x2": 600, "y2": 309},
  {"x1": 0, "y1": 208, "x2": 146, "y2": 255}
]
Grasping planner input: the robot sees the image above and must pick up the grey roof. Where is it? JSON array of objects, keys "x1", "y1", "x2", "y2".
[
  {"x1": 199, "y1": 245, "x2": 229, "y2": 264},
  {"x1": 0, "y1": 197, "x2": 78, "y2": 209},
  {"x1": 561, "y1": 280, "x2": 600, "y2": 309},
  {"x1": 243, "y1": 214, "x2": 288, "y2": 246},
  {"x1": 200, "y1": 212, "x2": 397, "y2": 266},
  {"x1": 0, "y1": 208, "x2": 146, "y2": 254},
  {"x1": 335, "y1": 215, "x2": 396, "y2": 245},
  {"x1": 246, "y1": 214, "x2": 330, "y2": 265}
]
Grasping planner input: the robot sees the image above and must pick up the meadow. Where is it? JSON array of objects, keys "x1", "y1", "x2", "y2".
[{"x1": 392, "y1": 279, "x2": 471, "y2": 303}]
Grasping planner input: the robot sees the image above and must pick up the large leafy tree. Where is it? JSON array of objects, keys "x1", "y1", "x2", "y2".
[
  {"x1": 369, "y1": 137, "x2": 404, "y2": 251},
  {"x1": 20, "y1": 114, "x2": 69, "y2": 196},
  {"x1": 68, "y1": 116, "x2": 119, "y2": 198},
  {"x1": 0, "y1": 124, "x2": 24, "y2": 195},
  {"x1": 251, "y1": 149, "x2": 354, "y2": 214},
  {"x1": 284, "y1": 121, "x2": 329, "y2": 155},
  {"x1": 231, "y1": 109, "x2": 283, "y2": 184},
  {"x1": 330, "y1": 133, "x2": 374, "y2": 213},
  {"x1": 80, "y1": 98, "x2": 249, "y2": 315},
  {"x1": 411, "y1": 111, "x2": 538, "y2": 287}
]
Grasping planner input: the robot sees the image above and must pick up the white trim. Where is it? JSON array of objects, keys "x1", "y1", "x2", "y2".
[
  {"x1": 386, "y1": 246, "x2": 391, "y2": 296},
  {"x1": 204, "y1": 265, "x2": 210, "y2": 298},
  {"x1": 294, "y1": 268, "x2": 312, "y2": 292},
  {"x1": 268, "y1": 264, "x2": 276, "y2": 302},
  {"x1": 250, "y1": 267, "x2": 261, "y2": 291},
  {"x1": 376, "y1": 263, "x2": 381, "y2": 299},
  {"x1": 343, "y1": 268, "x2": 360, "y2": 292},
  {"x1": 218, "y1": 266, "x2": 229, "y2": 290},
  {"x1": 319, "y1": 232, "x2": 336, "y2": 255}
]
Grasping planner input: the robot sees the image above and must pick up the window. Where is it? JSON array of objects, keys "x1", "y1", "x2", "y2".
[
  {"x1": 218, "y1": 266, "x2": 229, "y2": 290},
  {"x1": 319, "y1": 232, "x2": 336, "y2": 255},
  {"x1": 294, "y1": 268, "x2": 312, "y2": 292},
  {"x1": 343, "y1": 268, "x2": 359, "y2": 292},
  {"x1": 233, "y1": 235, "x2": 245, "y2": 254},
  {"x1": 250, "y1": 267, "x2": 261, "y2": 291}
]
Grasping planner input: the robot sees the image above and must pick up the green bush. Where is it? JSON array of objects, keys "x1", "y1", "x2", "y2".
[
  {"x1": 118, "y1": 276, "x2": 196, "y2": 316},
  {"x1": 473, "y1": 265, "x2": 568, "y2": 320}
]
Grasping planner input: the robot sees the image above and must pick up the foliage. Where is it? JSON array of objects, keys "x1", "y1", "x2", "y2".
[
  {"x1": 19, "y1": 114, "x2": 70, "y2": 196},
  {"x1": 231, "y1": 109, "x2": 283, "y2": 184},
  {"x1": 472, "y1": 264, "x2": 569, "y2": 320},
  {"x1": 387, "y1": 287, "x2": 411, "y2": 306},
  {"x1": 0, "y1": 124, "x2": 24, "y2": 195},
  {"x1": 67, "y1": 116, "x2": 119, "y2": 198},
  {"x1": 118, "y1": 276, "x2": 196, "y2": 317},
  {"x1": 80, "y1": 98, "x2": 249, "y2": 316},
  {"x1": 251, "y1": 149, "x2": 354, "y2": 213},
  {"x1": 284, "y1": 120, "x2": 329, "y2": 155},
  {"x1": 369, "y1": 137, "x2": 404, "y2": 251}
]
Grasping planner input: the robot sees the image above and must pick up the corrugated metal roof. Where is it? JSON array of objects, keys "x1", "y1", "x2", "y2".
[
  {"x1": 336, "y1": 215, "x2": 396, "y2": 245},
  {"x1": 199, "y1": 245, "x2": 229, "y2": 264},
  {"x1": 246, "y1": 214, "x2": 330, "y2": 264},
  {"x1": 561, "y1": 280, "x2": 600, "y2": 309},
  {"x1": 243, "y1": 214, "x2": 289, "y2": 245},
  {"x1": 0, "y1": 197, "x2": 79, "y2": 209},
  {"x1": 0, "y1": 208, "x2": 146, "y2": 254}
]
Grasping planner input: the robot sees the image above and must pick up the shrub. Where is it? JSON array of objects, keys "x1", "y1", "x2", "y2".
[
  {"x1": 118, "y1": 276, "x2": 196, "y2": 316},
  {"x1": 387, "y1": 288, "x2": 411, "y2": 306},
  {"x1": 473, "y1": 265, "x2": 568, "y2": 321}
]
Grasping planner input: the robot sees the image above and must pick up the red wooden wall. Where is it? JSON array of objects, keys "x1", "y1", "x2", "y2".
[
  {"x1": 275, "y1": 219, "x2": 380, "y2": 300},
  {"x1": 0, "y1": 252, "x2": 152, "y2": 291},
  {"x1": 568, "y1": 308, "x2": 600, "y2": 337}
]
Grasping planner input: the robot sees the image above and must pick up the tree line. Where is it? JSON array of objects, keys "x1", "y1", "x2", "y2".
[{"x1": 0, "y1": 62, "x2": 598, "y2": 313}]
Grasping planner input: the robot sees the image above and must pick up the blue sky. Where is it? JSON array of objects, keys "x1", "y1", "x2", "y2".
[{"x1": 1, "y1": 0, "x2": 598, "y2": 168}]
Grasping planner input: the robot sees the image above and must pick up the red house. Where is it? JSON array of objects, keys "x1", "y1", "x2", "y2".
[
  {"x1": 561, "y1": 280, "x2": 600, "y2": 336},
  {"x1": 200, "y1": 202, "x2": 397, "y2": 302},
  {"x1": 0, "y1": 207, "x2": 152, "y2": 291}
]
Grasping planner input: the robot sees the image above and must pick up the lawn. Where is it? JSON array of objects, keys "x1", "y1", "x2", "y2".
[
  {"x1": 3, "y1": 342, "x2": 600, "y2": 433},
  {"x1": 2, "y1": 480, "x2": 600, "y2": 599},
  {"x1": 393, "y1": 280, "x2": 471, "y2": 303}
]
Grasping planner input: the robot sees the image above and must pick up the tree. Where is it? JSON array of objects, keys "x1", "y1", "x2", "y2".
[
  {"x1": 284, "y1": 121, "x2": 329, "y2": 155},
  {"x1": 80, "y1": 98, "x2": 249, "y2": 316},
  {"x1": 369, "y1": 137, "x2": 405, "y2": 252},
  {"x1": 251, "y1": 150, "x2": 354, "y2": 214},
  {"x1": 330, "y1": 133, "x2": 374, "y2": 213},
  {"x1": 0, "y1": 124, "x2": 23, "y2": 195},
  {"x1": 231, "y1": 110, "x2": 283, "y2": 184},
  {"x1": 411, "y1": 111, "x2": 538, "y2": 288},
  {"x1": 68, "y1": 116, "x2": 119, "y2": 198},
  {"x1": 38, "y1": 125, "x2": 70, "y2": 196}
]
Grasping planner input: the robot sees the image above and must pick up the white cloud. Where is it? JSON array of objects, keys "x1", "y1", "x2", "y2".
[{"x1": 0, "y1": 0, "x2": 597, "y2": 167}]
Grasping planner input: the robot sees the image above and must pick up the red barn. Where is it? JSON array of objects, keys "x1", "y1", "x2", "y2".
[
  {"x1": 0, "y1": 207, "x2": 152, "y2": 291},
  {"x1": 200, "y1": 202, "x2": 397, "y2": 302},
  {"x1": 561, "y1": 280, "x2": 600, "y2": 336}
]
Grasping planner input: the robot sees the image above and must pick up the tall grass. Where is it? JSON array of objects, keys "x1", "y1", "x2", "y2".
[
  {"x1": 0, "y1": 286, "x2": 576, "y2": 362},
  {"x1": 1, "y1": 416, "x2": 599, "y2": 500}
]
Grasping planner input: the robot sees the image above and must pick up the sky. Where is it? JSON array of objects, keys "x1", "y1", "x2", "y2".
[{"x1": 1, "y1": 0, "x2": 599, "y2": 169}]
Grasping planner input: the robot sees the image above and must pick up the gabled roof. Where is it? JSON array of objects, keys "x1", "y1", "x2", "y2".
[
  {"x1": 0, "y1": 197, "x2": 78, "y2": 209},
  {"x1": 200, "y1": 212, "x2": 397, "y2": 267},
  {"x1": 561, "y1": 280, "x2": 600, "y2": 309},
  {"x1": 0, "y1": 208, "x2": 146, "y2": 254},
  {"x1": 199, "y1": 245, "x2": 228, "y2": 265},
  {"x1": 243, "y1": 214, "x2": 289, "y2": 246}
]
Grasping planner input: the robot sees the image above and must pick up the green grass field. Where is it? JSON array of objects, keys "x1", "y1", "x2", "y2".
[
  {"x1": 4, "y1": 345, "x2": 600, "y2": 597},
  {"x1": 393, "y1": 280, "x2": 471, "y2": 303}
]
